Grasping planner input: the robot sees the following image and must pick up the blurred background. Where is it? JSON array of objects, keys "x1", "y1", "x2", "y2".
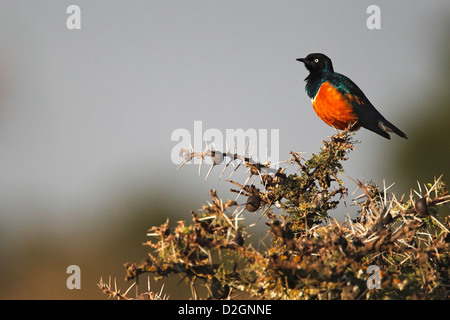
[{"x1": 0, "y1": 1, "x2": 449, "y2": 299}]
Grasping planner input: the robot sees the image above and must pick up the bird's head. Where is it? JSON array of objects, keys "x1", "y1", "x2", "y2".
[{"x1": 297, "y1": 53, "x2": 334, "y2": 74}]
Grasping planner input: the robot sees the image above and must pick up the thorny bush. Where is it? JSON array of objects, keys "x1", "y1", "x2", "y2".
[{"x1": 99, "y1": 131, "x2": 450, "y2": 300}]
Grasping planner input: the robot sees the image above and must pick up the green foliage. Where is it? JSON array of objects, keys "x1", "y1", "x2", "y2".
[
  {"x1": 274, "y1": 134, "x2": 351, "y2": 229},
  {"x1": 102, "y1": 131, "x2": 450, "y2": 300}
]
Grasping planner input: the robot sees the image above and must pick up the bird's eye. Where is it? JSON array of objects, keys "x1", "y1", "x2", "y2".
[{"x1": 314, "y1": 58, "x2": 319, "y2": 63}]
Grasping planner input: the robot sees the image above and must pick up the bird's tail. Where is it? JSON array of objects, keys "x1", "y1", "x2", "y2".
[{"x1": 378, "y1": 119, "x2": 408, "y2": 139}]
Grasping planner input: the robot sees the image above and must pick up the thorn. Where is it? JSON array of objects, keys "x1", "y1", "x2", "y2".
[
  {"x1": 219, "y1": 159, "x2": 231, "y2": 179},
  {"x1": 198, "y1": 155, "x2": 203, "y2": 176},
  {"x1": 234, "y1": 206, "x2": 245, "y2": 230},
  {"x1": 158, "y1": 283, "x2": 165, "y2": 299},
  {"x1": 417, "y1": 181, "x2": 422, "y2": 195},
  {"x1": 228, "y1": 160, "x2": 243, "y2": 178},
  {"x1": 204, "y1": 164, "x2": 215, "y2": 182},
  {"x1": 244, "y1": 140, "x2": 250, "y2": 158},
  {"x1": 234, "y1": 175, "x2": 251, "y2": 203},
  {"x1": 259, "y1": 203, "x2": 271, "y2": 219},
  {"x1": 413, "y1": 189, "x2": 422, "y2": 198},
  {"x1": 197, "y1": 215, "x2": 216, "y2": 221},
  {"x1": 423, "y1": 182, "x2": 430, "y2": 196},
  {"x1": 430, "y1": 215, "x2": 450, "y2": 233},
  {"x1": 250, "y1": 143, "x2": 256, "y2": 159},
  {"x1": 124, "y1": 281, "x2": 136, "y2": 297},
  {"x1": 428, "y1": 175, "x2": 442, "y2": 198},
  {"x1": 255, "y1": 166, "x2": 267, "y2": 191},
  {"x1": 176, "y1": 158, "x2": 190, "y2": 170}
]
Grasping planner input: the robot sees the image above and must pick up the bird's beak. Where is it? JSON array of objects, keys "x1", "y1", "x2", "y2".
[{"x1": 296, "y1": 58, "x2": 306, "y2": 63}]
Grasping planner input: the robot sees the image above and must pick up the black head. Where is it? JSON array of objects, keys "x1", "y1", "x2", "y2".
[{"x1": 297, "y1": 53, "x2": 334, "y2": 74}]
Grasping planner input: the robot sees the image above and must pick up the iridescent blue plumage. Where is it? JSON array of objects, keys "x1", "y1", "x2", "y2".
[{"x1": 297, "y1": 53, "x2": 407, "y2": 139}]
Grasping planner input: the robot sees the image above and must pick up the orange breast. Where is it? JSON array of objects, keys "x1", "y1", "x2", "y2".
[{"x1": 312, "y1": 82, "x2": 360, "y2": 131}]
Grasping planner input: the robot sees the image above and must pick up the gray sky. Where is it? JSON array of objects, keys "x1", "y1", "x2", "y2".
[{"x1": 0, "y1": 1, "x2": 449, "y2": 229}]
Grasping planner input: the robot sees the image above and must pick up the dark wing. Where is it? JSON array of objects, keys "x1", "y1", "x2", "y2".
[{"x1": 327, "y1": 73, "x2": 407, "y2": 139}]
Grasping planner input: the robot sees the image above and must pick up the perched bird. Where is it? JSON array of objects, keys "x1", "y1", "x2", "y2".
[{"x1": 297, "y1": 53, "x2": 407, "y2": 139}]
